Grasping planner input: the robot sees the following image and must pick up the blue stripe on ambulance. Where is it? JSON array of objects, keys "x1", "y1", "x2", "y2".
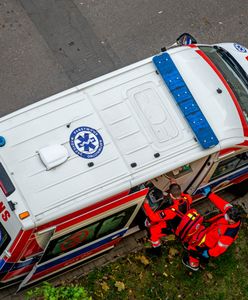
[
  {"x1": 0, "y1": 257, "x2": 39, "y2": 273},
  {"x1": 194, "y1": 164, "x2": 248, "y2": 195},
  {"x1": 153, "y1": 52, "x2": 219, "y2": 149}
]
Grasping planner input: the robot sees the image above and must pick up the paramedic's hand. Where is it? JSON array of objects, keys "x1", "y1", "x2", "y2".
[
  {"x1": 202, "y1": 186, "x2": 211, "y2": 197},
  {"x1": 144, "y1": 198, "x2": 149, "y2": 204},
  {"x1": 201, "y1": 250, "x2": 209, "y2": 259}
]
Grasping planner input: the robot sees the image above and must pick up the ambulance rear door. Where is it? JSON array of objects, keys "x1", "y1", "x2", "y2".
[{"x1": 0, "y1": 188, "x2": 22, "y2": 262}]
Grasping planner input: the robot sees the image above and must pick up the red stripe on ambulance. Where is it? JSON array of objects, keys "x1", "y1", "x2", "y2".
[
  {"x1": 36, "y1": 189, "x2": 142, "y2": 232},
  {"x1": 30, "y1": 238, "x2": 120, "y2": 282}
]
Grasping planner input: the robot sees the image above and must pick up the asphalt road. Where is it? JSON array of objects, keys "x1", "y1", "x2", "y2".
[
  {"x1": 0, "y1": 0, "x2": 248, "y2": 117},
  {"x1": 0, "y1": 1, "x2": 248, "y2": 297}
]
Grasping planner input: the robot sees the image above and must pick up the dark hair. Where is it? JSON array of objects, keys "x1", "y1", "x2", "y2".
[
  {"x1": 169, "y1": 183, "x2": 181, "y2": 198},
  {"x1": 226, "y1": 205, "x2": 243, "y2": 222}
]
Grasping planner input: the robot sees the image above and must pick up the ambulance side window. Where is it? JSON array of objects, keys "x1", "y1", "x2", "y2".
[
  {"x1": 210, "y1": 151, "x2": 248, "y2": 180},
  {"x1": 41, "y1": 205, "x2": 136, "y2": 262}
]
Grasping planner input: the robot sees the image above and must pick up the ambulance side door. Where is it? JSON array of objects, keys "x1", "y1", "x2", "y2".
[
  {"x1": 17, "y1": 188, "x2": 148, "y2": 290},
  {"x1": 193, "y1": 149, "x2": 248, "y2": 196},
  {"x1": 152, "y1": 155, "x2": 217, "y2": 195}
]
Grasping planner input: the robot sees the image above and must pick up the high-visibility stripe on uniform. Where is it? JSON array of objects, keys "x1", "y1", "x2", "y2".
[
  {"x1": 198, "y1": 234, "x2": 206, "y2": 246},
  {"x1": 151, "y1": 240, "x2": 161, "y2": 248},
  {"x1": 224, "y1": 203, "x2": 233, "y2": 211},
  {"x1": 217, "y1": 241, "x2": 229, "y2": 248}
]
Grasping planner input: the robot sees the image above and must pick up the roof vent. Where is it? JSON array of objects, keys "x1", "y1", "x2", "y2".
[{"x1": 38, "y1": 144, "x2": 69, "y2": 170}]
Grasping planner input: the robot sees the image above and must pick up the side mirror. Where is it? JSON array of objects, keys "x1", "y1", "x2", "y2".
[{"x1": 176, "y1": 33, "x2": 197, "y2": 46}]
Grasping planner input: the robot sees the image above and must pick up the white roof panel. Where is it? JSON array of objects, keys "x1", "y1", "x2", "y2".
[{"x1": 0, "y1": 47, "x2": 244, "y2": 225}]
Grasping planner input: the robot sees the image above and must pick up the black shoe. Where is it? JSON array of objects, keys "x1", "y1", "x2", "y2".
[
  {"x1": 182, "y1": 255, "x2": 199, "y2": 271},
  {"x1": 146, "y1": 246, "x2": 162, "y2": 258}
]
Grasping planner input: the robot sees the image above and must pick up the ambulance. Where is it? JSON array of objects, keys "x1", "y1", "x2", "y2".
[{"x1": 0, "y1": 34, "x2": 247, "y2": 289}]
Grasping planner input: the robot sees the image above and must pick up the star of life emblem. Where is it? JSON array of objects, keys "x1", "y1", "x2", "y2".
[{"x1": 70, "y1": 127, "x2": 104, "y2": 159}]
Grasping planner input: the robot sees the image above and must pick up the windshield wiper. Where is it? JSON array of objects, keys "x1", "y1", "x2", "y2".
[{"x1": 214, "y1": 46, "x2": 248, "y2": 87}]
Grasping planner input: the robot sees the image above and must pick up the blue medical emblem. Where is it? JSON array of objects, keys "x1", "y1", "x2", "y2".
[
  {"x1": 233, "y1": 43, "x2": 247, "y2": 53},
  {"x1": 70, "y1": 127, "x2": 104, "y2": 159}
]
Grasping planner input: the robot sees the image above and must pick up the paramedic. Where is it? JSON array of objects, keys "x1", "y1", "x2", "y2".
[
  {"x1": 182, "y1": 187, "x2": 243, "y2": 271},
  {"x1": 143, "y1": 183, "x2": 192, "y2": 256}
]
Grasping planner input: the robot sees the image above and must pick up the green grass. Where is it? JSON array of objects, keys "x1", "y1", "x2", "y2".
[{"x1": 75, "y1": 221, "x2": 248, "y2": 300}]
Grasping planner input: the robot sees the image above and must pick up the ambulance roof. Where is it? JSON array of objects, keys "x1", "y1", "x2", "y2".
[{"x1": 0, "y1": 46, "x2": 244, "y2": 227}]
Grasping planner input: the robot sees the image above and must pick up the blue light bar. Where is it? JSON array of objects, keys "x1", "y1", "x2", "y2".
[{"x1": 153, "y1": 52, "x2": 219, "y2": 149}]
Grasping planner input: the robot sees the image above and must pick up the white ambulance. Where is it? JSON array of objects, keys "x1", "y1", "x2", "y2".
[{"x1": 0, "y1": 34, "x2": 247, "y2": 289}]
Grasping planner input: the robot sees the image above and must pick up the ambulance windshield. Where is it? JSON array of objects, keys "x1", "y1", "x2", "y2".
[
  {"x1": 0, "y1": 222, "x2": 11, "y2": 256},
  {"x1": 199, "y1": 46, "x2": 248, "y2": 124}
]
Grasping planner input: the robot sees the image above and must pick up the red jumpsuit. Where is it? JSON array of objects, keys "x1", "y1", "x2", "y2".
[
  {"x1": 143, "y1": 193, "x2": 192, "y2": 248},
  {"x1": 187, "y1": 193, "x2": 241, "y2": 266}
]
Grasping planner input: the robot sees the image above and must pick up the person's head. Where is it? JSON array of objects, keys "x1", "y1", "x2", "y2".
[
  {"x1": 225, "y1": 205, "x2": 243, "y2": 224},
  {"x1": 169, "y1": 183, "x2": 182, "y2": 200}
]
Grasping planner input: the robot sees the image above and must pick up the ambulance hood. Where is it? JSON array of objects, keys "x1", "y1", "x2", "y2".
[{"x1": 168, "y1": 46, "x2": 244, "y2": 144}]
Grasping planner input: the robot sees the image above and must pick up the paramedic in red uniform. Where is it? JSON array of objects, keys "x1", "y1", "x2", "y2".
[
  {"x1": 182, "y1": 187, "x2": 243, "y2": 271},
  {"x1": 143, "y1": 183, "x2": 192, "y2": 256}
]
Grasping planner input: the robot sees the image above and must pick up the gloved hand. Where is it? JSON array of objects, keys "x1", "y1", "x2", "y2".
[
  {"x1": 201, "y1": 250, "x2": 209, "y2": 259},
  {"x1": 202, "y1": 186, "x2": 211, "y2": 197}
]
